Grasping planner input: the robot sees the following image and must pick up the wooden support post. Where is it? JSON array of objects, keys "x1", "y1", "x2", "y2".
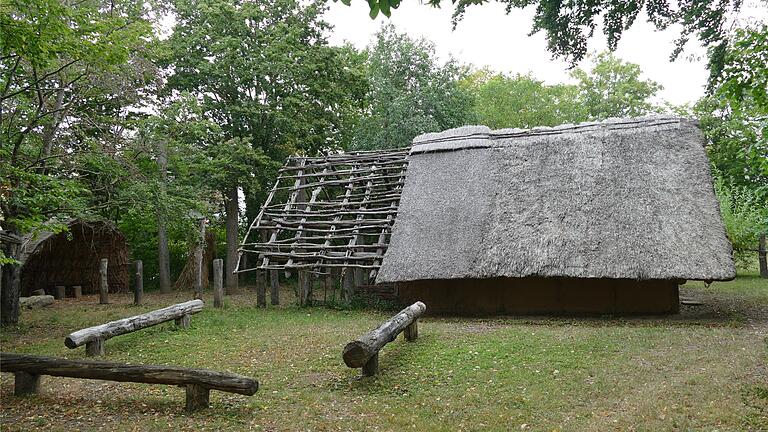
[
  {"x1": 185, "y1": 384, "x2": 210, "y2": 412},
  {"x1": 55, "y1": 285, "x2": 65, "y2": 300},
  {"x1": 175, "y1": 314, "x2": 191, "y2": 329},
  {"x1": 14, "y1": 372, "x2": 40, "y2": 395},
  {"x1": 354, "y1": 268, "x2": 366, "y2": 288},
  {"x1": 256, "y1": 270, "x2": 266, "y2": 308},
  {"x1": 72, "y1": 286, "x2": 82, "y2": 299},
  {"x1": 194, "y1": 235, "x2": 203, "y2": 300},
  {"x1": 86, "y1": 338, "x2": 105, "y2": 357},
  {"x1": 343, "y1": 269, "x2": 355, "y2": 302},
  {"x1": 362, "y1": 353, "x2": 378, "y2": 377},
  {"x1": 404, "y1": 320, "x2": 418, "y2": 341},
  {"x1": 270, "y1": 270, "x2": 280, "y2": 305},
  {"x1": 134, "y1": 260, "x2": 143, "y2": 306},
  {"x1": 99, "y1": 258, "x2": 109, "y2": 304},
  {"x1": 213, "y1": 259, "x2": 224, "y2": 308},
  {"x1": 759, "y1": 233, "x2": 767, "y2": 279}
]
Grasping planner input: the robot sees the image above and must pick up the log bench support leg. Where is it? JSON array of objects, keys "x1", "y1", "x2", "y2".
[
  {"x1": 14, "y1": 372, "x2": 40, "y2": 395},
  {"x1": 185, "y1": 384, "x2": 210, "y2": 412},
  {"x1": 362, "y1": 353, "x2": 378, "y2": 377},
  {"x1": 86, "y1": 337, "x2": 105, "y2": 357},
  {"x1": 404, "y1": 319, "x2": 418, "y2": 342},
  {"x1": 175, "y1": 314, "x2": 191, "y2": 329}
]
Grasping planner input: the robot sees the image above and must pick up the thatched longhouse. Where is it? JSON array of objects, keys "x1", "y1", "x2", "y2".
[
  {"x1": 377, "y1": 116, "x2": 736, "y2": 314},
  {"x1": 20, "y1": 219, "x2": 129, "y2": 296}
]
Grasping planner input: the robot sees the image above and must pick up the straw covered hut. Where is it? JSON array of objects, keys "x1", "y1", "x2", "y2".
[
  {"x1": 19, "y1": 219, "x2": 129, "y2": 296},
  {"x1": 377, "y1": 116, "x2": 736, "y2": 314}
]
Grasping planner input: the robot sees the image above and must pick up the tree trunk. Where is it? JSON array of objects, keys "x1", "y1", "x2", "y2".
[
  {"x1": 759, "y1": 233, "x2": 767, "y2": 279},
  {"x1": 156, "y1": 139, "x2": 172, "y2": 294},
  {"x1": 0, "y1": 236, "x2": 21, "y2": 326},
  {"x1": 225, "y1": 186, "x2": 239, "y2": 294}
]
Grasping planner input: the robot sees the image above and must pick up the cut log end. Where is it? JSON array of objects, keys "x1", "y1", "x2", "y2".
[{"x1": 342, "y1": 341, "x2": 371, "y2": 368}]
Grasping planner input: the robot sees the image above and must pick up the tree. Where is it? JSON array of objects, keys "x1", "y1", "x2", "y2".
[
  {"x1": 339, "y1": 0, "x2": 746, "y2": 84},
  {"x1": 352, "y1": 24, "x2": 475, "y2": 150},
  {"x1": 462, "y1": 71, "x2": 586, "y2": 129},
  {"x1": 0, "y1": 0, "x2": 155, "y2": 324},
  {"x1": 570, "y1": 52, "x2": 663, "y2": 120},
  {"x1": 163, "y1": 0, "x2": 367, "y2": 292}
]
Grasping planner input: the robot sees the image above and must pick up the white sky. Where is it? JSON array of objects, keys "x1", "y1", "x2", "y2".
[{"x1": 325, "y1": 1, "x2": 767, "y2": 106}]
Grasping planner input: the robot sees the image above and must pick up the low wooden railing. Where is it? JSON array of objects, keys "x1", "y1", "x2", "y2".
[
  {"x1": 0, "y1": 352, "x2": 258, "y2": 412},
  {"x1": 65, "y1": 300, "x2": 204, "y2": 356},
  {"x1": 342, "y1": 301, "x2": 426, "y2": 376}
]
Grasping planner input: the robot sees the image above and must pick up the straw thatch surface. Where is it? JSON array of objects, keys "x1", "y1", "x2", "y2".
[
  {"x1": 377, "y1": 116, "x2": 736, "y2": 283},
  {"x1": 19, "y1": 219, "x2": 129, "y2": 295}
]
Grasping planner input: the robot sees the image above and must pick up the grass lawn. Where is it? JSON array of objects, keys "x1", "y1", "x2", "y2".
[{"x1": 1, "y1": 271, "x2": 767, "y2": 431}]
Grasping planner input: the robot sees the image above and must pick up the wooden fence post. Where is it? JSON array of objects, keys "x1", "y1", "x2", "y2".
[
  {"x1": 13, "y1": 372, "x2": 40, "y2": 395},
  {"x1": 99, "y1": 258, "x2": 109, "y2": 304},
  {"x1": 270, "y1": 270, "x2": 279, "y2": 305},
  {"x1": 256, "y1": 270, "x2": 266, "y2": 308},
  {"x1": 343, "y1": 269, "x2": 355, "y2": 302},
  {"x1": 194, "y1": 242, "x2": 203, "y2": 300},
  {"x1": 213, "y1": 259, "x2": 224, "y2": 308},
  {"x1": 134, "y1": 260, "x2": 143, "y2": 306},
  {"x1": 72, "y1": 286, "x2": 82, "y2": 299},
  {"x1": 55, "y1": 285, "x2": 65, "y2": 300},
  {"x1": 759, "y1": 233, "x2": 767, "y2": 279}
]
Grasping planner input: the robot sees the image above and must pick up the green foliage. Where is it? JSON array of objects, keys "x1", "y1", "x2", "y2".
[
  {"x1": 713, "y1": 172, "x2": 767, "y2": 265},
  {"x1": 352, "y1": 24, "x2": 475, "y2": 150},
  {"x1": 570, "y1": 52, "x2": 663, "y2": 120},
  {"x1": 342, "y1": 0, "x2": 744, "y2": 86}
]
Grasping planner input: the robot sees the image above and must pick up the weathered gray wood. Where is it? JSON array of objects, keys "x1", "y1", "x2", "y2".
[
  {"x1": 175, "y1": 314, "x2": 191, "y2": 329},
  {"x1": 19, "y1": 295, "x2": 54, "y2": 309},
  {"x1": 256, "y1": 270, "x2": 266, "y2": 308},
  {"x1": 270, "y1": 270, "x2": 279, "y2": 305},
  {"x1": 194, "y1": 218, "x2": 205, "y2": 300},
  {"x1": 213, "y1": 259, "x2": 224, "y2": 308},
  {"x1": 362, "y1": 353, "x2": 378, "y2": 377},
  {"x1": 1, "y1": 352, "x2": 258, "y2": 411},
  {"x1": 65, "y1": 300, "x2": 204, "y2": 349},
  {"x1": 54, "y1": 285, "x2": 65, "y2": 299},
  {"x1": 134, "y1": 261, "x2": 143, "y2": 305},
  {"x1": 404, "y1": 320, "x2": 418, "y2": 341},
  {"x1": 99, "y1": 258, "x2": 109, "y2": 304},
  {"x1": 342, "y1": 268, "x2": 355, "y2": 301},
  {"x1": 72, "y1": 285, "x2": 82, "y2": 299},
  {"x1": 186, "y1": 384, "x2": 210, "y2": 411},
  {"x1": 14, "y1": 371, "x2": 40, "y2": 395},
  {"x1": 86, "y1": 338, "x2": 104, "y2": 357},
  {"x1": 343, "y1": 301, "x2": 426, "y2": 370},
  {"x1": 760, "y1": 233, "x2": 767, "y2": 278}
]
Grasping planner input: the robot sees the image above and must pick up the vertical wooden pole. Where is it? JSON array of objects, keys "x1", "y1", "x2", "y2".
[
  {"x1": 343, "y1": 268, "x2": 355, "y2": 302},
  {"x1": 72, "y1": 285, "x2": 82, "y2": 299},
  {"x1": 270, "y1": 270, "x2": 279, "y2": 305},
  {"x1": 134, "y1": 260, "x2": 143, "y2": 306},
  {"x1": 194, "y1": 218, "x2": 205, "y2": 300},
  {"x1": 175, "y1": 314, "x2": 191, "y2": 329},
  {"x1": 213, "y1": 258, "x2": 224, "y2": 308},
  {"x1": 99, "y1": 258, "x2": 109, "y2": 304},
  {"x1": 256, "y1": 270, "x2": 266, "y2": 308},
  {"x1": 185, "y1": 384, "x2": 210, "y2": 412},
  {"x1": 55, "y1": 285, "x2": 65, "y2": 300},
  {"x1": 86, "y1": 337, "x2": 105, "y2": 357},
  {"x1": 14, "y1": 372, "x2": 40, "y2": 395},
  {"x1": 404, "y1": 320, "x2": 418, "y2": 341},
  {"x1": 759, "y1": 233, "x2": 767, "y2": 279},
  {"x1": 362, "y1": 353, "x2": 378, "y2": 377}
]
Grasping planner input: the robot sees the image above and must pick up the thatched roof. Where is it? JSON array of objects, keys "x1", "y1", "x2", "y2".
[
  {"x1": 19, "y1": 219, "x2": 129, "y2": 295},
  {"x1": 377, "y1": 116, "x2": 736, "y2": 283}
]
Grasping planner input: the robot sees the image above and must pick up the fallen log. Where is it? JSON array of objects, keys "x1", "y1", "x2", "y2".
[
  {"x1": 0, "y1": 352, "x2": 258, "y2": 412},
  {"x1": 342, "y1": 301, "x2": 425, "y2": 376},
  {"x1": 19, "y1": 295, "x2": 54, "y2": 309},
  {"x1": 65, "y1": 299, "x2": 204, "y2": 356}
]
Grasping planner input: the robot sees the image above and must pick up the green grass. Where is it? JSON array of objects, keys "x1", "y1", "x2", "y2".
[{"x1": 1, "y1": 273, "x2": 767, "y2": 431}]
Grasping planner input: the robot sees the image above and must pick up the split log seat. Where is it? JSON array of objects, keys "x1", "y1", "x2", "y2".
[{"x1": 0, "y1": 352, "x2": 258, "y2": 412}]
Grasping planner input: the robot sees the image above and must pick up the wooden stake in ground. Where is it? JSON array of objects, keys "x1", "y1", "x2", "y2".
[
  {"x1": 194, "y1": 218, "x2": 205, "y2": 300},
  {"x1": 134, "y1": 261, "x2": 143, "y2": 305},
  {"x1": 99, "y1": 258, "x2": 109, "y2": 304},
  {"x1": 759, "y1": 233, "x2": 767, "y2": 279},
  {"x1": 270, "y1": 270, "x2": 280, "y2": 305},
  {"x1": 213, "y1": 259, "x2": 224, "y2": 308}
]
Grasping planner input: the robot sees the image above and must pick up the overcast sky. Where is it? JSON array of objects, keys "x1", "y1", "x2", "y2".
[{"x1": 325, "y1": 1, "x2": 767, "y2": 106}]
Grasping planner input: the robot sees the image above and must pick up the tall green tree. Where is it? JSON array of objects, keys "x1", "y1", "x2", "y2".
[
  {"x1": 162, "y1": 0, "x2": 366, "y2": 290},
  {"x1": 0, "y1": 0, "x2": 155, "y2": 324},
  {"x1": 352, "y1": 24, "x2": 475, "y2": 150},
  {"x1": 570, "y1": 52, "x2": 663, "y2": 120}
]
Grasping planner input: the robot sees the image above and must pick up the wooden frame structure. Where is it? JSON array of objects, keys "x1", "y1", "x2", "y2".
[{"x1": 236, "y1": 149, "x2": 408, "y2": 301}]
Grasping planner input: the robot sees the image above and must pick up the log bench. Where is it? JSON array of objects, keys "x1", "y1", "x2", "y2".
[
  {"x1": 0, "y1": 352, "x2": 258, "y2": 412},
  {"x1": 65, "y1": 300, "x2": 204, "y2": 356},
  {"x1": 342, "y1": 301, "x2": 426, "y2": 376}
]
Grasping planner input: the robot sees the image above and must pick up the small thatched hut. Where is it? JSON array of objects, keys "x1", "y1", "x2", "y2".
[
  {"x1": 19, "y1": 219, "x2": 129, "y2": 296},
  {"x1": 377, "y1": 116, "x2": 736, "y2": 315}
]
